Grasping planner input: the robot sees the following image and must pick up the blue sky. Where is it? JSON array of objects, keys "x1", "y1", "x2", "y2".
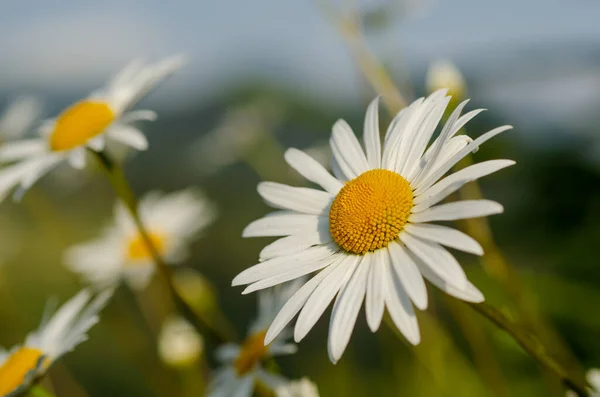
[{"x1": 1, "y1": 0, "x2": 599, "y2": 133}]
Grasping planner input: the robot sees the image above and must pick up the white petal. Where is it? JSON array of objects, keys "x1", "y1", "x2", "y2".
[
  {"x1": 404, "y1": 223, "x2": 483, "y2": 256},
  {"x1": 409, "y1": 200, "x2": 504, "y2": 223},
  {"x1": 68, "y1": 148, "x2": 87, "y2": 169},
  {"x1": 87, "y1": 136, "x2": 105, "y2": 151},
  {"x1": 243, "y1": 212, "x2": 324, "y2": 238},
  {"x1": 412, "y1": 159, "x2": 515, "y2": 211},
  {"x1": 214, "y1": 343, "x2": 240, "y2": 363},
  {"x1": 284, "y1": 148, "x2": 343, "y2": 194},
  {"x1": 331, "y1": 156, "x2": 348, "y2": 182},
  {"x1": 330, "y1": 119, "x2": 369, "y2": 179},
  {"x1": 120, "y1": 110, "x2": 158, "y2": 124},
  {"x1": 269, "y1": 343, "x2": 297, "y2": 356},
  {"x1": 387, "y1": 242, "x2": 428, "y2": 310},
  {"x1": 0, "y1": 139, "x2": 46, "y2": 162},
  {"x1": 15, "y1": 154, "x2": 64, "y2": 199},
  {"x1": 257, "y1": 182, "x2": 332, "y2": 215},
  {"x1": 410, "y1": 103, "x2": 484, "y2": 185},
  {"x1": 363, "y1": 97, "x2": 381, "y2": 169},
  {"x1": 414, "y1": 125, "x2": 513, "y2": 194},
  {"x1": 365, "y1": 250, "x2": 386, "y2": 332},
  {"x1": 413, "y1": 258, "x2": 484, "y2": 303},
  {"x1": 401, "y1": 93, "x2": 451, "y2": 180},
  {"x1": 107, "y1": 125, "x2": 149, "y2": 150},
  {"x1": 242, "y1": 251, "x2": 341, "y2": 295},
  {"x1": 400, "y1": 233, "x2": 468, "y2": 290},
  {"x1": 232, "y1": 375, "x2": 254, "y2": 397},
  {"x1": 294, "y1": 254, "x2": 359, "y2": 342},
  {"x1": 384, "y1": 261, "x2": 420, "y2": 345},
  {"x1": 265, "y1": 263, "x2": 338, "y2": 344},
  {"x1": 259, "y1": 229, "x2": 332, "y2": 261},
  {"x1": 255, "y1": 368, "x2": 288, "y2": 390},
  {"x1": 327, "y1": 259, "x2": 369, "y2": 363},
  {"x1": 382, "y1": 98, "x2": 423, "y2": 170},
  {"x1": 232, "y1": 243, "x2": 339, "y2": 286}
]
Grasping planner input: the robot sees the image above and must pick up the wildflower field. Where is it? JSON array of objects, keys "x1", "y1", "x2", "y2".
[{"x1": 0, "y1": 1, "x2": 598, "y2": 396}]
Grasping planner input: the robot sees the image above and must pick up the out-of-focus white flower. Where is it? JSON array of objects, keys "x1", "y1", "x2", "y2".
[
  {"x1": 567, "y1": 369, "x2": 600, "y2": 397},
  {"x1": 191, "y1": 99, "x2": 284, "y2": 175},
  {"x1": 208, "y1": 280, "x2": 303, "y2": 397},
  {"x1": 158, "y1": 315, "x2": 204, "y2": 369},
  {"x1": 65, "y1": 188, "x2": 217, "y2": 290},
  {"x1": 233, "y1": 92, "x2": 514, "y2": 363},
  {"x1": 426, "y1": 60, "x2": 467, "y2": 102},
  {"x1": 0, "y1": 97, "x2": 43, "y2": 140},
  {"x1": 0, "y1": 56, "x2": 185, "y2": 202},
  {"x1": 0, "y1": 289, "x2": 112, "y2": 396},
  {"x1": 276, "y1": 378, "x2": 320, "y2": 397}
]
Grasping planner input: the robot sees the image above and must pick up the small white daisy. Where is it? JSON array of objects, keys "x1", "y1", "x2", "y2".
[
  {"x1": 0, "y1": 96, "x2": 43, "y2": 141},
  {"x1": 0, "y1": 289, "x2": 112, "y2": 396},
  {"x1": 233, "y1": 90, "x2": 514, "y2": 363},
  {"x1": 208, "y1": 280, "x2": 303, "y2": 397},
  {"x1": 275, "y1": 378, "x2": 320, "y2": 397},
  {"x1": 158, "y1": 315, "x2": 204, "y2": 369},
  {"x1": 426, "y1": 59, "x2": 467, "y2": 101},
  {"x1": 64, "y1": 188, "x2": 216, "y2": 290},
  {"x1": 567, "y1": 369, "x2": 600, "y2": 397},
  {"x1": 0, "y1": 56, "x2": 184, "y2": 202}
]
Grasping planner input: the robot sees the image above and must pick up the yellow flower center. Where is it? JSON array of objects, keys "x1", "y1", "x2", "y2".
[
  {"x1": 49, "y1": 100, "x2": 115, "y2": 151},
  {"x1": 0, "y1": 347, "x2": 45, "y2": 395},
  {"x1": 233, "y1": 330, "x2": 269, "y2": 376},
  {"x1": 329, "y1": 169, "x2": 413, "y2": 255},
  {"x1": 126, "y1": 232, "x2": 166, "y2": 261}
]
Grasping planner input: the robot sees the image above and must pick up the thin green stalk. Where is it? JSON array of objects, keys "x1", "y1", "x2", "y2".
[
  {"x1": 91, "y1": 149, "x2": 235, "y2": 344},
  {"x1": 467, "y1": 302, "x2": 588, "y2": 397}
]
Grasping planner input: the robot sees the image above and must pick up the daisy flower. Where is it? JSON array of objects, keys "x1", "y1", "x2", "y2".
[
  {"x1": 64, "y1": 188, "x2": 216, "y2": 290},
  {"x1": 233, "y1": 90, "x2": 514, "y2": 362},
  {"x1": 208, "y1": 280, "x2": 303, "y2": 397},
  {"x1": 275, "y1": 378, "x2": 320, "y2": 397},
  {"x1": 567, "y1": 369, "x2": 600, "y2": 397},
  {"x1": 0, "y1": 96, "x2": 43, "y2": 141},
  {"x1": 0, "y1": 56, "x2": 184, "y2": 202},
  {"x1": 0, "y1": 289, "x2": 112, "y2": 396}
]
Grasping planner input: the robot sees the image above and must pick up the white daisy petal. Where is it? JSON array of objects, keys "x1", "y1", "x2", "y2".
[
  {"x1": 68, "y1": 148, "x2": 86, "y2": 169},
  {"x1": 413, "y1": 258, "x2": 484, "y2": 303},
  {"x1": 265, "y1": 262, "x2": 339, "y2": 344},
  {"x1": 387, "y1": 242, "x2": 428, "y2": 310},
  {"x1": 15, "y1": 154, "x2": 64, "y2": 198},
  {"x1": 331, "y1": 156, "x2": 348, "y2": 182},
  {"x1": 107, "y1": 125, "x2": 149, "y2": 150},
  {"x1": 0, "y1": 139, "x2": 47, "y2": 162},
  {"x1": 215, "y1": 344, "x2": 241, "y2": 363},
  {"x1": 365, "y1": 250, "x2": 386, "y2": 332},
  {"x1": 295, "y1": 254, "x2": 360, "y2": 342},
  {"x1": 87, "y1": 136, "x2": 105, "y2": 152},
  {"x1": 259, "y1": 228, "x2": 332, "y2": 261},
  {"x1": 233, "y1": 244, "x2": 338, "y2": 286},
  {"x1": 330, "y1": 119, "x2": 369, "y2": 178},
  {"x1": 404, "y1": 223, "x2": 483, "y2": 256},
  {"x1": 412, "y1": 159, "x2": 515, "y2": 211},
  {"x1": 232, "y1": 375, "x2": 254, "y2": 397},
  {"x1": 257, "y1": 182, "x2": 332, "y2": 215},
  {"x1": 120, "y1": 110, "x2": 158, "y2": 124},
  {"x1": 402, "y1": 93, "x2": 451, "y2": 180},
  {"x1": 242, "y1": 252, "x2": 341, "y2": 295},
  {"x1": 400, "y1": 233, "x2": 468, "y2": 290},
  {"x1": 255, "y1": 368, "x2": 288, "y2": 390},
  {"x1": 363, "y1": 97, "x2": 381, "y2": 169},
  {"x1": 409, "y1": 200, "x2": 504, "y2": 223},
  {"x1": 414, "y1": 125, "x2": 513, "y2": 194},
  {"x1": 327, "y1": 259, "x2": 369, "y2": 363},
  {"x1": 284, "y1": 148, "x2": 343, "y2": 194},
  {"x1": 243, "y1": 212, "x2": 324, "y2": 238},
  {"x1": 382, "y1": 97, "x2": 425, "y2": 171},
  {"x1": 384, "y1": 261, "x2": 420, "y2": 345},
  {"x1": 269, "y1": 343, "x2": 297, "y2": 356}
]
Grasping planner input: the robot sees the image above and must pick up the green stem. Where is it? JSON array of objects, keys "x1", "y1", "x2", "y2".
[
  {"x1": 91, "y1": 149, "x2": 234, "y2": 344},
  {"x1": 467, "y1": 302, "x2": 588, "y2": 397},
  {"x1": 29, "y1": 386, "x2": 57, "y2": 397}
]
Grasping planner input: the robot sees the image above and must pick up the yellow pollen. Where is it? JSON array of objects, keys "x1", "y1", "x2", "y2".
[
  {"x1": 329, "y1": 169, "x2": 413, "y2": 255},
  {"x1": 49, "y1": 100, "x2": 115, "y2": 151},
  {"x1": 233, "y1": 330, "x2": 269, "y2": 376},
  {"x1": 0, "y1": 347, "x2": 45, "y2": 395},
  {"x1": 126, "y1": 232, "x2": 166, "y2": 261}
]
